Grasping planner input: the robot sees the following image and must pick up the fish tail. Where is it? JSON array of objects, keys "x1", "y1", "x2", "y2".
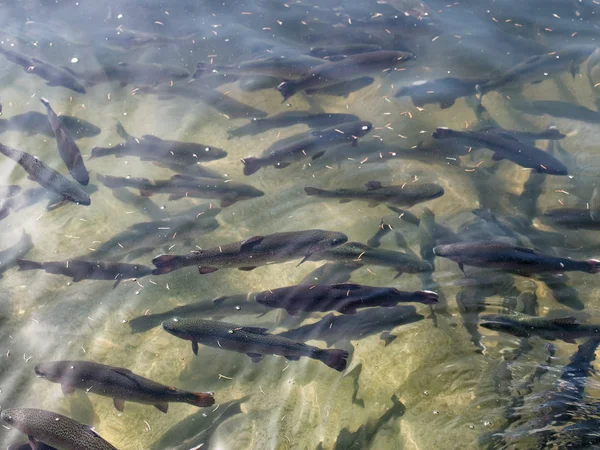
[
  {"x1": 16, "y1": 258, "x2": 42, "y2": 271},
  {"x1": 39, "y1": 97, "x2": 50, "y2": 108},
  {"x1": 414, "y1": 290, "x2": 439, "y2": 305},
  {"x1": 242, "y1": 157, "x2": 261, "y2": 176},
  {"x1": 115, "y1": 121, "x2": 131, "y2": 140},
  {"x1": 193, "y1": 62, "x2": 210, "y2": 78},
  {"x1": 586, "y1": 259, "x2": 600, "y2": 274},
  {"x1": 89, "y1": 147, "x2": 109, "y2": 159},
  {"x1": 304, "y1": 187, "x2": 325, "y2": 196},
  {"x1": 431, "y1": 127, "x2": 456, "y2": 139},
  {"x1": 277, "y1": 81, "x2": 297, "y2": 102},
  {"x1": 184, "y1": 391, "x2": 215, "y2": 408},
  {"x1": 317, "y1": 348, "x2": 349, "y2": 372}
]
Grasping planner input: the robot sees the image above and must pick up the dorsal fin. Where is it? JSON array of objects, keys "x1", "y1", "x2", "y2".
[
  {"x1": 551, "y1": 316, "x2": 577, "y2": 326},
  {"x1": 332, "y1": 283, "x2": 362, "y2": 290},
  {"x1": 240, "y1": 236, "x2": 264, "y2": 251}
]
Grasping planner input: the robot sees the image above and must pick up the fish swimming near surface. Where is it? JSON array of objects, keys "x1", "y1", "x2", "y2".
[
  {"x1": 395, "y1": 77, "x2": 488, "y2": 109},
  {"x1": 1, "y1": 408, "x2": 117, "y2": 450},
  {"x1": 0, "y1": 47, "x2": 86, "y2": 93},
  {"x1": 304, "y1": 181, "x2": 444, "y2": 207},
  {"x1": 91, "y1": 122, "x2": 227, "y2": 165},
  {"x1": 0, "y1": 231, "x2": 33, "y2": 277},
  {"x1": 40, "y1": 97, "x2": 89, "y2": 185},
  {"x1": 0, "y1": 143, "x2": 90, "y2": 205},
  {"x1": 80, "y1": 62, "x2": 189, "y2": 87},
  {"x1": 97, "y1": 174, "x2": 264, "y2": 207},
  {"x1": 433, "y1": 240, "x2": 600, "y2": 275},
  {"x1": 255, "y1": 283, "x2": 438, "y2": 315},
  {"x1": 432, "y1": 127, "x2": 568, "y2": 175},
  {"x1": 16, "y1": 259, "x2": 152, "y2": 287},
  {"x1": 152, "y1": 229, "x2": 348, "y2": 274},
  {"x1": 276, "y1": 50, "x2": 414, "y2": 101},
  {"x1": 162, "y1": 318, "x2": 349, "y2": 372},
  {"x1": 241, "y1": 120, "x2": 373, "y2": 175},
  {"x1": 0, "y1": 111, "x2": 101, "y2": 139},
  {"x1": 34, "y1": 360, "x2": 214, "y2": 413}
]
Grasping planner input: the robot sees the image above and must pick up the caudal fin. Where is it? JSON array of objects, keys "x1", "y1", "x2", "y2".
[
  {"x1": 242, "y1": 157, "x2": 262, "y2": 176},
  {"x1": 277, "y1": 81, "x2": 298, "y2": 102},
  {"x1": 587, "y1": 259, "x2": 600, "y2": 274},
  {"x1": 304, "y1": 187, "x2": 325, "y2": 196},
  {"x1": 16, "y1": 258, "x2": 43, "y2": 271},
  {"x1": 317, "y1": 348, "x2": 349, "y2": 372},
  {"x1": 185, "y1": 391, "x2": 215, "y2": 408},
  {"x1": 115, "y1": 121, "x2": 131, "y2": 140}
]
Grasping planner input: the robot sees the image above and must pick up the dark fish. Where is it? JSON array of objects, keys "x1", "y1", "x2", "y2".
[
  {"x1": 480, "y1": 313, "x2": 600, "y2": 343},
  {"x1": 0, "y1": 111, "x2": 101, "y2": 139},
  {"x1": 305, "y1": 77, "x2": 375, "y2": 97},
  {"x1": 299, "y1": 262, "x2": 357, "y2": 285},
  {"x1": 90, "y1": 122, "x2": 227, "y2": 164},
  {"x1": 541, "y1": 208, "x2": 600, "y2": 230},
  {"x1": 0, "y1": 184, "x2": 20, "y2": 198},
  {"x1": 97, "y1": 174, "x2": 263, "y2": 207},
  {"x1": 242, "y1": 121, "x2": 373, "y2": 175},
  {"x1": 432, "y1": 127, "x2": 568, "y2": 175},
  {"x1": 513, "y1": 99, "x2": 600, "y2": 123},
  {"x1": 0, "y1": 231, "x2": 33, "y2": 277},
  {"x1": 0, "y1": 47, "x2": 86, "y2": 93},
  {"x1": 433, "y1": 240, "x2": 600, "y2": 275},
  {"x1": 34, "y1": 360, "x2": 214, "y2": 413},
  {"x1": 81, "y1": 62, "x2": 189, "y2": 87},
  {"x1": 99, "y1": 27, "x2": 198, "y2": 50},
  {"x1": 255, "y1": 283, "x2": 438, "y2": 315},
  {"x1": 152, "y1": 229, "x2": 348, "y2": 275},
  {"x1": 277, "y1": 51, "x2": 414, "y2": 101},
  {"x1": 40, "y1": 98, "x2": 89, "y2": 186},
  {"x1": 280, "y1": 305, "x2": 424, "y2": 347},
  {"x1": 367, "y1": 220, "x2": 392, "y2": 248},
  {"x1": 238, "y1": 75, "x2": 280, "y2": 92},
  {"x1": 304, "y1": 181, "x2": 444, "y2": 207},
  {"x1": 227, "y1": 112, "x2": 360, "y2": 138},
  {"x1": 16, "y1": 259, "x2": 152, "y2": 287},
  {"x1": 480, "y1": 125, "x2": 566, "y2": 143},
  {"x1": 162, "y1": 318, "x2": 349, "y2": 372},
  {"x1": 1, "y1": 408, "x2": 117, "y2": 450},
  {"x1": 0, "y1": 143, "x2": 90, "y2": 205},
  {"x1": 476, "y1": 47, "x2": 596, "y2": 95},
  {"x1": 309, "y1": 44, "x2": 383, "y2": 58},
  {"x1": 194, "y1": 55, "x2": 326, "y2": 79},
  {"x1": 395, "y1": 77, "x2": 488, "y2": 109},
  {"x1": 8, "y1": 443, "x2": 56, "y2": 450},
  {"x1": 307, "y1": 241, "x2": 433, "y2": 278}
]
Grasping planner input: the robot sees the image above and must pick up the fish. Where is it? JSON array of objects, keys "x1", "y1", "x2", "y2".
[
  {"x1": 432, "y1": 127, "x2": 568, "y2": 175},
  {"x1": 279, "y1": 305, "x2": 424, "y2": 347},
  {"x1": 0, "y1": 111, "x2": 101, "y2": 139},
  {"x1": 309, "y1": 44, "x2": 384, "y2": 58},
  {"x1": 0, "y1": 143, "x2": 90, "y2": 205},
  {"x1": 1, "y1": 408, "x2": 117, "y2": 450},
  {"x1": 479, "y1": 313, "x2": 600, "y2": 343},
  {"x1": 8, "y1": 443, "x2": 56, "y2": 450},
  {"x1": 194, "y1": 54, "x2": 326, "y2": 79},
  {"x1": 480, "y1": 125, "x2": 566, "y2": 143},
  {"x1": 299, "y1": 262, "x2": 357, "y2": 285},
  {"x1": 241, "y1": 121, "x2": 373, "y2": 175},
  {"x1": 367, "y1": 220, "x2": 392, "y2": 248},
  {"x1": 238, "y1": 75, "x2": 280, "y2": 92},
  {"x1": 81, "y1": 62, "x2": 189, "y2": 87},
  {"x1": 305, "y1": 77, "x2": 375, "y2": 97},
  {"x1": 152, "y1": 229, "x2": 348, "y2": 275},
  {"x1": 227, "y1": 112, "x2": 361, "y2": 138},
  {"x1": 0, "y1": 231, "x2": 33, "y2": 277},
  {"x1": 162, "y1": 318, "x2": 349, "y2": 372},
  {"x1": 395, "y1": 77, "x2": 488, "y2": 109},
  {"x1": 0, "y1": 47, "x2": 86, "y2": 93},
  {"x1": 97, "y1": 174, "x2": 264, "y2": 207},
  {"x1": 306, "y1": 241, "x2": 433, "y2": 278},
  {"x1": 34, "y1": 360, "x2": 214, "y2": 413},
  {"x1": 40, "y1": 98, "x2": 89, "y2": 186},
  {"x1": 277, "y1": 51, "x2": 414, "y2": 101},
  {"x1": 255, "y1": 283, "x2": 438, "y2": 315},
  {"x1": 541, "y1": 208, "x2": 600, "y2": 229},
  {"x1": 90, "y1": 122, "x2": 227, "y2": 164},
  {"x1": 433, "y1": 240, "x2": 600, "y2": 275},
  {"x1": 16, "y1": 259, "x2": 152, "y2": 287},
  {"x1": 304, "y1": 181, "x2": 444, "y2": 207},
  {"x1": 99, "y1": 27, "x2": 198, "y2": 50},
  {"x1": 0, "y1": 184, "x2": 20, "y2": 198},
  {"x1": 476, "y1": 47, "x2": 596, "y2": 95},
  {"x1": 513, "y1": 99, "x2": 600, "y2": 123}
]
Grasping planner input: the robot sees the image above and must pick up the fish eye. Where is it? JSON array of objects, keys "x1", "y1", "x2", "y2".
[
  {"x1": 173, "y1": 318, "x2": 179, "y2": 322},
  {"x1": 362, "y1": 126, "x2": 369, "y2": 131}
]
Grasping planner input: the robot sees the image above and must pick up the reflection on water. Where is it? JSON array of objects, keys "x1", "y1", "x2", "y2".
[{"x1": 2, "y1": 0, "x2": 600, "y2": 449}]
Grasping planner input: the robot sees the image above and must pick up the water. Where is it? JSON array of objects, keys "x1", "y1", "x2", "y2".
[{"x1": 1, "y1": 0, "x2": 600, "y2": 449}]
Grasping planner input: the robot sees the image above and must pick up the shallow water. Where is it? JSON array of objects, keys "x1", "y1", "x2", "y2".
[{"x1": 2, "y1": 0, "x2": 600, "y2": 449}]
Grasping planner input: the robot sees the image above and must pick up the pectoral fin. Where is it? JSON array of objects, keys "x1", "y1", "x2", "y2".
[
  {"x1": 492, "y1": 153, "x2": 505, "y2": 161},
  {"x1": 562, "y1": 338, "x2": 577, "y2": 344},
  {"x1": 198, "y1": 266, "x2": 218, "y2": 274},
  {"x1": 380, "y1": 331, "x2": 397, "y2": 346},
  {"x1": 113, "y1": 398, "x2": 125, "y2": 412},
  {"x1": 238, "y1": 266, "x2": 257, "y2": 271},
  {"x1": 192, "y1": 341, "x2": 199, "y2": 355},
  {"x1": 312, "y1": 151, "x2": 326, "y2": 160},
  {"x1": 285, "y1": 355, "x2": 301, "y2": 361},
  {"x1": 28, "y1": 436, "x2": 41, "y2": 450},
  {"x1": 247, "y1": 352, "x2": 264, "y2": 362},
  {"x1": 154, "y1": 403, "x2": 169, "y2": 413}
]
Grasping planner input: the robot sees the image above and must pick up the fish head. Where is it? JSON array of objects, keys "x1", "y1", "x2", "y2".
[
  {"x1": 66, "y1": 78, "x2": 87, "y2": 94},
  {"x1": 162, "y1": 318, "x2": 206, "y2": 340},
  {"x1": 70, "y1": 191, "x2": 91, "y2": 206},
  {"x1": 1, "y1": 408, "x2": 18, "y2": 426},
  {"x1": 254, "y1": 291, "x2": 278, "y2": 307},
  {"x1": 410, "y1": 183, "x2": 445, "y2": 203},
  {"x1": 0, "y1": 409, "x2": 31, "y2": 432},
  {"x1": 539, "y1": 161, "x2": 568, "y2": 176},
  {"x1": 353, "y1": 121, "x2": 373, "y2": 138}
]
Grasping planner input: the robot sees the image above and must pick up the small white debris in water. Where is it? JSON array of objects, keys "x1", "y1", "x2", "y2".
[
  {"x1": 117, "y1": 13, "x2": 123, "y2": 19},
  {"x1": 433, "y1": 410, "x2": 439, "y2": 415},
  {"x1": 484, "y1": 420, "x2": 492, "y2": 428},
  {"x1": 71, "y1": 57, "x2": 79, "y2": 63}
]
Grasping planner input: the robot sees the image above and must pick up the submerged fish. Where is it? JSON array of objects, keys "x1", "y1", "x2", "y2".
[
  {"x1": 162, "y1": 318, "x2": 349, "y2": 371},
  {"x1": 0, "y1": 184, "x2": 20, "y2": 198},
  {"x1": 97, "y1": 174, "x2": 263, "y2": 207},
  {"x1": 0, "y1": 47, "x2": 86, "y2": 93},
  {"x1": 194, "y1": 54, "x2": 326, "y2": 79},
  {"x1": 91, "y1": 122, "x2": 226, "y2": 165},
  {"x1": 0, "y1": 143, "x2": 90, "y2": 205},
  {"x1": 433, "y1": 240, "x2": 600, "y2": 275},
  {"x1": 0, "y1": 111, "x2": 100, "y2": 139},
  {"x1": 305, "y1": 76, "x2": 375, "y2": 97},
  {"x1": 277, "y1": 51, "x2": 414, "y2": 101},
  {"x1": 309, "y1": 44, "x2": 383, "y2": 58},
  {"x1": 395, "y1": 77, "x2": 488, "y2": 109},
  {"x1": 480, "y1": 313, "x2": 600, "y2": 343},
  {"x1": 0, "y1": 231, "x2": 33, "y2": 277},
  {"x1": 1, "y1": 408, "x2": 117, "y2": 450},
  {"x1": 34, "y1": 360, "x2": 214, "y2": 413},
  {"x1": 99, "y1": 27, "x2": 198, "y2": 50},
  {"x1": 152, "y1": 229, "x2": 348, "y2": 275},
  {"x1": 255, "y1": 283, "x2": 438, "y2": 315},
  {"x1": 242, "y1": 121, "x2": 373, "y2": 175},
  {"x1": 40, "y1": 97, "x2": 89, "y2": 186},
  {"x1": 81, "y1": 62, "x2": 189, "y2": 87},
  {"x1": 432, "y1": 127, "x2": 568, "y2": 175},
  {"x1": 541, "y1": 208, "x2": 600, "y2": 230},
  {"x1": 304, "y1": 181, "x2": 444, "y2": 207}
]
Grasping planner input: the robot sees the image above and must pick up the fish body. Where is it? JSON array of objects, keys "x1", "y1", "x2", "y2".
[
  {"x1": 81, "y1": 62, "x2": 189, "y2": 87},
  {"x1": 395, "y1": 77, "x2": 488, "y2": 109},
  {"x1": 34, "y1": 360, "x2": 214, "y2": 413},
  {"x1": 541, "y1": 208, "x2": 600, "y2": 230},
  {"x1": 305, "y1": 76, "x2": 375, "y2": 97},
  {"x1": 194, "y1": 55, "x2": 325, "y2": 79},
  {"x1": 309, "y1": 44, "x2": 383, "y2": 58},
  {"x1": 242, "y1": 121, "x2": 372, "y2": 175},
  {"x1": 1, "y1": 111, "x2": 101, "y2": 139},
  {"x1": 433, "y1": 240, "x2": 600, "y2": 275},
  {"x1": 255, "y1": 283, "x2": 438, "y2": 315},
  {"x1": 0, "y1": 184, "x2": 20, "y2": 198},
  {"x1": 152, "y1": 229, "x2": 348, "y2": 275},
  {"x1": 1, "y1": 408, "x2": 117, "y2": 450},
  {"x1": 100, "y1": 27, "x2": 197, "y2": 50},
  {"x1": 432, "y1": 127, "x2": 568, "y2": 175},
  {"x1": 0, "y1": 232, "x2": 33, "y2": 277},
  {"x1": 304, "y1": 181, "x2": 444, "y2": 207},
  {"x1": 0, "y1": 143, "x2": 90, "y2": 205},
  {"x1": 40, "y1": 98, "x2": 89, "y2": 185}
]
